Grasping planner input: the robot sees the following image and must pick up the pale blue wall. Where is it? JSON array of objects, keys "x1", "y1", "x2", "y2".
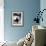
[
  {"x1": 40, "y1": 0, "x2": 46, "y2": 27},
  {"x1": 4, "y1": 0, "x2": 40, "y2": 42}
]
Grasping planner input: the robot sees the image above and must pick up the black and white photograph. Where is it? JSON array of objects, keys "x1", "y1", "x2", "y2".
[{"x1": 12, "y1": 11, "x2": 23, "y2": 26}]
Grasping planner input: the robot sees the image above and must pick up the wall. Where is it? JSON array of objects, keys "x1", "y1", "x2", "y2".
[
  {"x1": 0, "y1": 0, "x2": 4, "y2": 41},
  {"x1": 4, "y1": 0, "x2": 40, "y2": 42},
  {"x1": 40, "y1": 0, "x2": 46, "y2": 26}
]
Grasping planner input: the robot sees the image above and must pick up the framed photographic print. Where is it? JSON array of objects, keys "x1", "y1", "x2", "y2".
[{"x1": 12, "y1": 11, "x2": 23, "y2": 26}]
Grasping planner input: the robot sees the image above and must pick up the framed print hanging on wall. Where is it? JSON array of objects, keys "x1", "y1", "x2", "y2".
[{"x1": 12, "y1": 11, "x2": 24, "y2": 26}]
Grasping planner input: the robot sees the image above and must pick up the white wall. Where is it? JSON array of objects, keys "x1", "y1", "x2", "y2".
[{"x1": 0, "y1": 0, "x2": 4, "y2": 42}]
